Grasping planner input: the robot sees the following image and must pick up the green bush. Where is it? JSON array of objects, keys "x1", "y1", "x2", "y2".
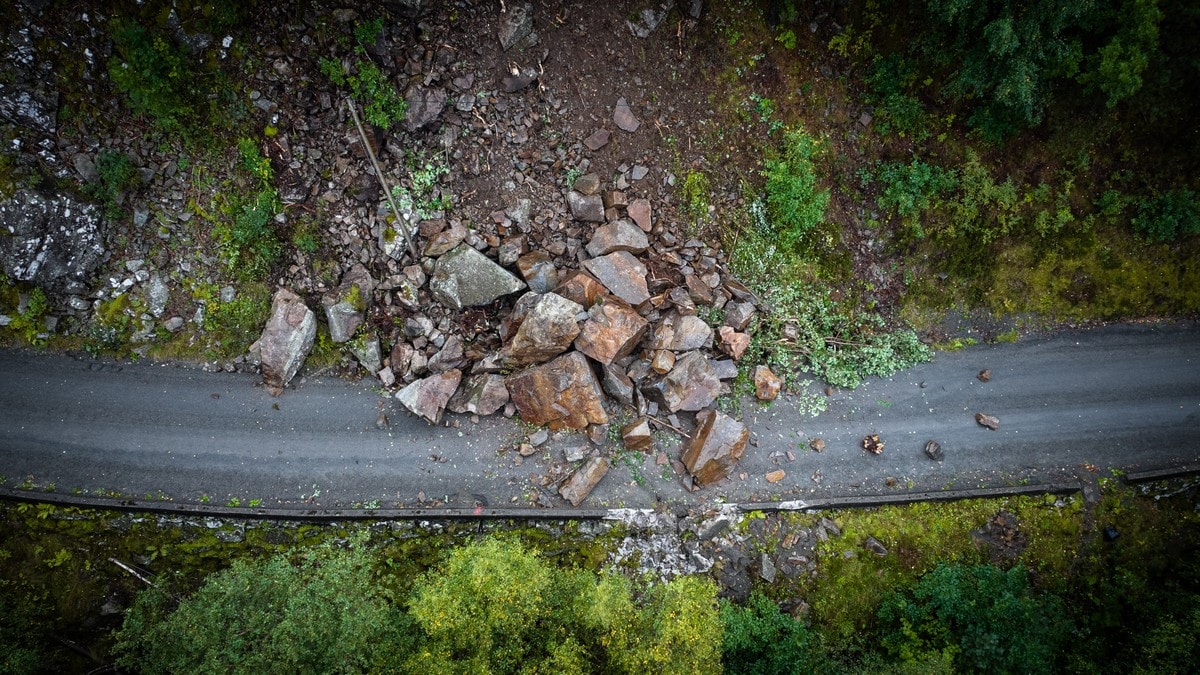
[
  {"x1": 878, "y1": 563, "x2": 1070, "y2": 674},
  {"x1": 320, "y1": 52, "x2": 407, "y2": 129},
  {"x1": 1132, "y1": 189, "x2": 1200, "y2": 242},
  {"x1": 87, "y1": 150, "x2": 139, "y2": 218},
  {"x1": 108, "y1": 20, "x2": 204, "y2": 136},
  {"x1": 875, "y1": 159, "x2": 959, "y2": 237},
  {"x1": 113, "y1": 541, "x2": 410, "y2": 675},
  {"x1": 763, "y1": 128, "x2": 831, "y2": 254},
  {"x1": 722, "y1": 591, "x2": 814, "y2": 675},
  {"x1": 866, "y1": 55, "x2": 930, "y2": 140}
]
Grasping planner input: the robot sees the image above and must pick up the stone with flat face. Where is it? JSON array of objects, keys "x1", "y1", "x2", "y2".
[
  {"x1": 644, "y1": 350, "x2": 722, "y2": 412},
  {"x1": 257, "y1": 288, "x2": 317, "y2": 396},
  {"x1": 586, "y1": 219, "x2": 649, "y2": 257},
  {"x1": 574, "y1": 299, "x2": 648, "y2": 366},
  {"x1": 507, "y1": 351, "x2": 609, "y2": 430},
  {"x1": 505, "y1": 293, "x2": 584, "y2": 367},
  {"x1": 395, "y1": 369, "x2": 462, "y2": 424},
  {"x1": 583, "y1": 251, "x2": 650, "y2": 306},
  {"x1": 682, "y1": 409, "x2": 749, "y2": 486},
  {"x1": 429, "y1": 243, "x2": 525, "y2": 309},
  {"x1": 559, "y1": 456, "x2": 610, "y2": 506}
]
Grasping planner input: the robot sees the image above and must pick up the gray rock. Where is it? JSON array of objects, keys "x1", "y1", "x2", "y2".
[
  {"x1": 567, "y1": 191, "x2": 604, "y2": 222},
  {"x1": 447, "y1": 373, "x2": 509, "y2": 415},
  {"x1": 651, "y1": 312, "x2": 714, "y2": 351},
  {"x1": 255, "y1": 289, "x2": 317, "y2": 395},
  {"x1": 583, "y1": 129, "x2": 611, "y2": 150},
  {"x1": 321, "y1": 264, "x2": 375, "y2": 343},
  {"x1": 427, "y1": 334, "x2": 465, "y2": 373},
  {"x1": 924, "y1": 439, "x2": 944, "y2": 461},
  {"x1": 559, "y1": 456, "x2": 610, "y2": 506},
  {"x1": 498, "y1": 2, "x2": 534, "y2": 50},
  {"x1": 622, "y1": 417, "x2": 653, "y2": 452},
  {"x1": 582, "y1": 251, "x2": 650, "y2": 306},
  {"x1": 505, "y1": 292, "x2": 583, "y2": 367},
  {"x1": 627, "y1": 5, "x2": 672, "y2": 38},
  {"x1": 146, "y1": 275, "x2": 170, "y2": 317},
  {"x1": 600, "y1": 363, "x2": 636, "y2": 405},
  {"x1": 498, "y1": 235, "x2": 528, "y2": 267},
  {"x1": 349, "y1": 334, "x2": 383, "y2": 374},
  {"x1": 627, "y1": 198, "x2": 652, "y2": 232},
  {"x1": 760, "y1": 554, "x2": 777, "y2": 583},
  {"x1": 395, "y1": 369, "x2": 462, "y2": 424},
  {"x1": 404, "y1": 86, "x2": 447, "y2": 131},
  {"x1": 586, "y1": 219, "x2": 649, "y2": 257},
  {"x1": 164, "y1": 316, "x2": 185, "y2": 332},
  {"x1": 573, "y1": 172, "x2": 602, "y2": 196},
  {"x1": 723, "y1": 301, "x2": 756, "y2": 331},
  {"x1": 0, "y1": 26, "x2": 59, "y2": 134},
  {"x1": 864, "y1": 536, "x2": 888, "y2": 557},
  {"x1": 613, "y1": 97, "x2": 640, "y2": 132},
  {"x1": 430, "y1": 243, "x2": 525, "y2": 310},
  {"x1": 0, "y1": 190, "x2": 106, "y2": 296},
  {"x1": 645, "y1": 351, "x2": 722, "y2": 412}
]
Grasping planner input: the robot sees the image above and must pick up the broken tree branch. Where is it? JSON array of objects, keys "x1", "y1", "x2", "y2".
[
  {"x1": 345, "y1": 98, "x2": 419, "y2": 261},
  {"x1": 109, "y1": 557, "x2": 156, "y2": 588}
]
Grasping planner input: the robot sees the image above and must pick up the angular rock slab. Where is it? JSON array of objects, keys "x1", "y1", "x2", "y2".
[
  {"x1": 753, "y1": 365, "x2": 783, "y2": 401},
  {"x1": 447, "y1": 373, "x2": 509, "y2": 416},
  {"x1": 322, "y1": 263, "x2": 375, "y2": 343},
  {"x1": 257, "y1": 289, "x2": 317, "y2": 396},
  {"x1": 559, "y1": 456, "x2": 610, "y2": 506},
  {"x1": 646, "y1": 351, "x2": 722, "y2": 412},
  {"x1": 507, "y1": 351, "x2": 609, "y2": 430},
  {"x1": 583, "y1": 251, "x2": 650, "y2": 306},
  {"x1": 613, "y1": 97, "x2": 640, "y2": 132},
  {"x1": 506, "y1": 292, "x2": 584, "y2": 367},
  {"x1": 567, "y1": 190, "x2": 605, "y2": 222},
  {"x1": 586, "y1": 219, "x2": 649, "y2": 257},
  {"x1": 430, "y1": 243, "x2": 525, "y2": 309},
  {"x1": 622, "y1": 417, "x2": 654, "y2": 452},
  {"x1": 396, "y1": 369, "x2": 462, "y2": 424},
  {"x1": 682, "y1": 409, "x2": 749, "y2": 486},
  {"x1": 627, "y1": 198, "x2": 652, "y2": 232},
  {"x1": 574, "y1": 299, "x2": 648, "y2": 366},
  {"x1": 498, "y1": 2, "x2": 534, "y2": 50},
  {"x1": 652, "y1": 312, "x2": 714, "y2": 351},
  {"x1": 554, "y1": 270, "x2": 609, "y2": 308}
]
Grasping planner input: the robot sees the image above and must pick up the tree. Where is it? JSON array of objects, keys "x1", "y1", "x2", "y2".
[
  {"x1": 721, "y1": 591, "x2": 813, "y2": 675},
  {"x1": 877, "y1": 563, "x2": 1070, "y2": 674},
  {"x1": 113, "y1": 541, "x2": 410, "y2": 674}
]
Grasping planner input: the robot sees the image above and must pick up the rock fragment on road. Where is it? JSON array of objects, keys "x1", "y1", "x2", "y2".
[
  {"x1": 976, "y1": 413, "x2": 1001, "y2": 430},
  {"x1": 924, "y1": 439, "x2": 944, "y2": 461},
  {"x1": 862, "y1": 434, "x2": 885, "y2": 455}
]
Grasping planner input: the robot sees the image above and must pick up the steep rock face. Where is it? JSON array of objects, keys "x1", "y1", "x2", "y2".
[
  {"x1": 506, "y1": 351, "x2": 608, "y2": 430},
  {"x1": 429, "y1": 243, "x2": 525, "y2": 309},
  {"x1": 0, "y1": 190, "x2": 106, "y2": 296},
  {"x1": 681, "y1": 409, "x2": 749, "y2": 486},
  {"x1": 256, "y1": 289, "x2": 317, "y2": 395}
]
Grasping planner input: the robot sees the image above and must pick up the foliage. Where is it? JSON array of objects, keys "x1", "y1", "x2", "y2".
[
  {"x1": 213, "y1": 140, "x2": 281, "y2": 280},
  {"x1": 877, "y1": 563, "x2": 1070, "y2": 674},
  {"x1": 1132, "y1": 189, "x2": 1200, "y2": 242},
  {"x1": 866, "y1": 55, "x2": 930, "y2": 140},
  {"x1": 86, "y1": 150, "x2": 140, "y2": 218},
  {"x1": 5, "y1": 287, "x2": 50, "y2": 345},
  {"x1": 201, "y1": 283, "x2": 271, "y2": 357},
  {"x1": 721, "y1": 591, "x2": 813, "y2": 675},
  {"x1": 762, "y1": 128, "x2": 831, "y2": 254},
  {"x1": 114, "y1": 539, "x2": 409, "y2": 674},
  {"x1": 875, "y1": 159, "x2": 959, "y2": 237},
  {"x1": 680, "y1": 170, "x2": 711, "y2": 223},
  {"x1": 107, "y1": 20, "x2": 216, "y2": 139},
  {"x1": 321, "y1": 22, "x2": 408, "y2": 131},
  {"x1": 406, "y1": 537, "x2": 721, "y2": 674}
]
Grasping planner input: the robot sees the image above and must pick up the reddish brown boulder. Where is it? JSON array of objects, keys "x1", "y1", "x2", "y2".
[
  {"x1": 622, "y1": 417, "x2": 654, "y2": 452},
  {"x1": 554, "y1": 270, "x2": 609, "y2": 308},
  {"x1": 507, "y1": 351, "x2": 609, "y2": 430},
  {"x1": 754, "y1": 365, "x2": 783, "y2": 400},
  {"x1": 559, "y1": 456, "x2": 610, "y2": 506},
  {"x1": 574, "y1": 299, "x2": 648, "y2": 365},
  {"x1": 651, "y1": 312, "x2": 714, "y2": 351},
  {"x1": 505, "y1": 293, "x2": 584, "y2": 367},
  {"x1": 583, "y1": 251, "x2": 650, "y2": 306},
  {"x1": 646, "y1": 351, "x2": 723, "y2": 412},
  {"x1": 719, "y1": 326, "x2": 752, "y2": 360},
  {"x1": 682, "y1": 409, "x2": 749, "y2": 486}
]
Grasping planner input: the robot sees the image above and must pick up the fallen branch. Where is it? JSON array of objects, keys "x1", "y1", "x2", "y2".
[
  {"x1": 649, "y1": 415, "x2": 690, "y2": 439},
  {"x1": 109, "y1": 557, "x2": 156, "y2": 588},
  {"x1": 345, "y1": 99, "x2": 419, "y2": 261}
]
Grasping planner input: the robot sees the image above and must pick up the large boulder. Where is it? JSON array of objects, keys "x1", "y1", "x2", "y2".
[
  {"x1": 505, "y1": 292, "x2": 584, "y2": 367},
  {"x1": 574, "y1": 298, "x2": 648, "y2": 365},
  {"x1": 582, "y1": 251, "x2": 650, "y2": 306},
  {"x1": 507, "y1": 351, "x2": 608, "y2": 430},
  {"x1": 321, "y1": 263, "x2": 375, "y2": 343},
  {"x1": 429, "y1": 243, "x2": 525, "y2": 309},
  {"x1": 644, "y1": 351, "x2": 722, "y2": 412},
  {"x1": 559, "y1": 456, "x2": 610, "y2": 506},
  {"x1": 255, "y1": 289, "x2": 317, "y2": 395},
  {"x1": 446, "y1": 373, "x2": 509, "y2": 416},
  {"x1": 0, "y1": 190, "x2": 106, "y2": 296},
  {"x1": 395, "y1": 369, "x2": 462, "y2": 424},
  {"x1": 651, "y1": 312, "x2": 714, "y2": 351},
  {"x1": 681, "y1": 409, "x2": 749, "y2": 486}
]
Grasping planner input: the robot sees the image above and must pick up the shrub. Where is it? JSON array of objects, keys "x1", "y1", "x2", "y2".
[
  {"x1": 878, "y1": 563, "x2": 1070, "y2": 675},
  {"x1": 1132, "y1": 189, "x2": 1200, "y2": 243},
  {"x1": 722, "y1": 591, "x2": 814, "y2": 675},
  {"x1": 763, "y1": 128, "x2": 831, "y2": 254},
  {"x1": 320, "y1": 26, "x2": 408, "y2": 131},
  {"x1": 108, "y1": 20, "x2": 205, "y2": 136},
  {"x1": 875, "y1": 159, "x2": 959, "y2": 237},
  {"x1": 113, "y1": 541, "x2": 409, "y2": 675},
  {"x1": 87, "y1": 150, "x2": 139, "y2": 218},
  {"x1": 866, "y1": 55, "x2": 930, "y2": 140}
]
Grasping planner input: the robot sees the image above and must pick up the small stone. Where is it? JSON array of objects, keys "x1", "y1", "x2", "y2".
[
  {"x1": 810, "y1": 437, "x2": 825, "y2": 452},
  {"x1": 559, "y1": 456, "x2": 610, "y2": 506},
  {"x1": 978, "y1": 368, "x2": 992, "y2": 382},
  {"x1": 718, "y1": 326, "x2": 752, "y2": 360},
  {"x1": 498, "y1": 2, "x2": 534, "y2": 51},
  {"x1": 586, "y1": 219, "x2": 649, "y2": 257},
  {"x1": 529, "y1": 428, "x2": 549, "y2": 446},
  {"x1": 627, "y1": 199, "x2": 652, "y2": 232},
  {"x1": 864, "y1": 536, "x2": 889, "y2": 557},
  {"x1": 976, "y1": 413, "x2": 1001, "y2": 430},
  {"x1": 395, "y1": 369, "x2": 462, "y2": 424},
  {"x1": 574, "y1": 298, "x2": 649, "y2": 365},
  {"x1": 573, "y1": 172, "x2": 602, "y2": 196},
  {"x1": 163, "y1": 316, "x2": 185, "y2": 332},
  {"x1": 554, "y1": 270, "x2": 608, "y2": 308},
  {"x1": 622, "y1": 417, "x2": 653, "y2": 452},
  {"x1": 567, "y1": 191, "x2": 605, "y2": 222},
  {"x1": 862, "y1": 434, "x2": 885, "y2": 455},
  {"x1": 754, "y1": 365, "x2": 783, "y2": 400},
  {"x1": 516, "y1": 251, "x2": 559, "y2": 294},
  {"x1": 613, "y1": 97, "x2": 640, "y2": 132},
  {"x1": 583, "y1": 129, "x2": 611, "y2": 150},
  {"x1": 924, "y1": 439, "x2": 944, "y2": 461},
  {"x1": 650, "y1": 349, "x2": 676, "y2": 375},
  {"x1": 583, "y1": 251, "x2": 650, "y2": 306},
  {"x1": 760, "y1": 554, "x2": 777, "y2": 583},
  {"x1": 765, "y1": 470, "x2": 786, "y2": 484}
]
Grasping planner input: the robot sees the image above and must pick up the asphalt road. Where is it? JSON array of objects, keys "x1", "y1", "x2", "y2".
[{"x1": 1, "y1": 321, "x2": 1197, "y2": 511}]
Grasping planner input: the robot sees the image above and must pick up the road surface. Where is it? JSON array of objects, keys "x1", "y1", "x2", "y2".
[{"x1": 1, "y1": 321, "x2": 1197, "y2": 511}]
